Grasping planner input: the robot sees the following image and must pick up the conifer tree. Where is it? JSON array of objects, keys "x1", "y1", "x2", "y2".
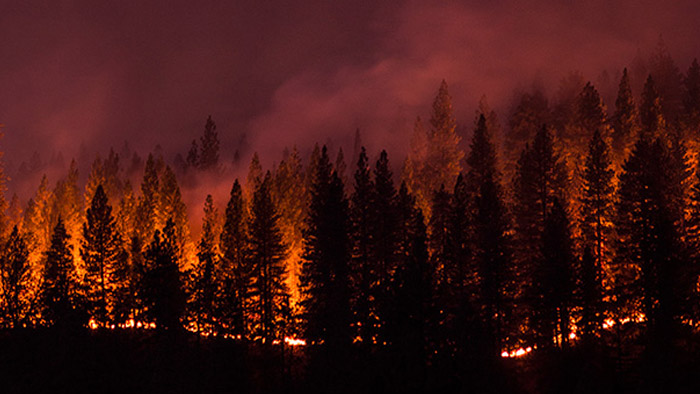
[
  {"x1": 186, "y1": 139, "x2": 200, "y2": 169},
  {"x1": 189, "y1": 195, "x2": 220, "y2": 334},
  {"x1": 612, "y1": 68, "x2": 640, "y2": 160},
  {"x1": 506, "y1": 90, "x2": 550, "y2": 168},
  {"x1": 199, "y1": 115, "x2": 219, "y2": 171},
  {"x1": 581, "y1": 129, "x2": 615, "y2": 279},
  {"x1": 350, "y1": 146, "x2": 375, "y2": 343},
  {"x1": 142, "y1": 219, "x2": 185, "y2": 331},
  {"x1": 649, "y1": 38, "x2": 683, "y2": 123},
  {"x1": 540, "y1": 198, "x2": 575, "y2": 348},
  {"x1": 0, "y1": 226, "x2": 32, "y2": 329},
  {"x1": 300, "y1": 146, "x2": 352, "y2": 348},
  {"x1": 158, "y1": 166, "x2": 192, "y2": 263},
  {"x1": 404, "y1": 81, "x2": 464, "y2": 218},
  {"x1": 81, "y1": 184, "x2": 125, "y2": 326},
  {"x1": 467, "y1": 114, "x2": 511, "y2": 353},
  {"x1": 640, "y1": 76, "x2": 666, "y2": 138},
  {"x1": 24, "y1": 175, "x2": 53, "y2": 265},
  {"x1": 614, "y1": 136, "x2": 688, "y2": 339},
  {"x1": 425, "y1": 81, "x2": 464, "y2": 203},
  {"x1": 371, "y1": 150, "x2": 399, "y2": 343},
  {"x1": 512, "y1": 125, "x2": 568, "y2": 347},
  {"x1": 41, "y1": 217, "x2": 81, "y2": 328},
  {"x1": 272, "y1": 147, "x2": 307, "y2": 305},
  {"x1": 135, "y1": 154, "x2": 160, "y2": 242},
  {"x1": 220, "y1": 180, "x2": 252, "y2": 338},
  {"x1": 247, "y1": 152, "x2": 263, "y2": 202},
  {"x1": 249, "y1": 172, "x2": 288, "y2": 343}
]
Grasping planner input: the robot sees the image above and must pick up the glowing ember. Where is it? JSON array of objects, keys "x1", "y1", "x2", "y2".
[
  {"x1": 284, "y1": 337, "x2": 306, "y2": 346},
  {"x1": 501, "y1": 346, "x2": 532, "y2": 358}
]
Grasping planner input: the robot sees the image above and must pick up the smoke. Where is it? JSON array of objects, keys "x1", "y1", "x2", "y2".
[{"x1": 1, "y1": 0, "x2": 700, "y2": 212}]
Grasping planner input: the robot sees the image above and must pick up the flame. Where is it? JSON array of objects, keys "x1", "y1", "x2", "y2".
[
  {"x1": 501, "y1": 346, "x2": 532, "y2": 358},
  {"x1": 284, "y1": 336, "x2": 306, "y2": 346}
]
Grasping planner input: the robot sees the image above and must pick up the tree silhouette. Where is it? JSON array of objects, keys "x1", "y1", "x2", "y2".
[
  {"x1": 249, "y1": 172, "x2": 288, "y2": 343},
  {"x1": 142, "y1": 219, "x2": 185, "y2": 332},
  {"x1": 81, "y1": 184, "x2": 125, "y2": 326},
  {"x1": 41, "y1": 217, "x2": 82, "y2": 328},
  {"x1": 350, "y1": 146, "x2": 375, "y2": 344},
  {"x1": 300, "y1": 146, "x2": 352, "y2": 349},
  {"x1": 612, "y1": 68, "x2": 640, "y2": 159},
  {"x1": 467, "y1": 114, "x2": 512, "y2": 354},
  {"x1": 220, "y1": 179, "x2": 252, "y2": 338},
  {"x1": 0, "y1": 226, "x2": 32, "y2": 329}
]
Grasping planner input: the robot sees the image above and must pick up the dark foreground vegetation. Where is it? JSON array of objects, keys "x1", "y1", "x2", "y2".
[{"x1": 2, "y1": 327, "x2": 700, "y2": 394}]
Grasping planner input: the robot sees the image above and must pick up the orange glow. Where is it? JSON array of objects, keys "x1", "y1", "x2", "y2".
[
  {"x1": 501, "y1": 346, "x2": 533, "y2": 358},
  {"x1": 284, "y1": 336, "x2": 306, "y2": 346}
]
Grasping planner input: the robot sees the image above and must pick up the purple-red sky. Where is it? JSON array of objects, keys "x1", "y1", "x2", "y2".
[{"x1": 2, "y1": 0, "x2": 700, "y2": 184}]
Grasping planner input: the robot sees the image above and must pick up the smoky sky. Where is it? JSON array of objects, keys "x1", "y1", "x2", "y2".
[{"x1": 2, "y1": 0, "x2": 700, "y2": 177}]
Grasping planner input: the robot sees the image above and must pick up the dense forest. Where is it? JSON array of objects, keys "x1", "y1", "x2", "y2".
[{"x1": 2, "y1": 47, "x2": 700, "y2": 393}]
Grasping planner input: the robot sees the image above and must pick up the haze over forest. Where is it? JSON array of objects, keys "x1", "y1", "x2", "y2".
[{"x1": 2, "y1": 0, "x2": 700, "y2": 207}]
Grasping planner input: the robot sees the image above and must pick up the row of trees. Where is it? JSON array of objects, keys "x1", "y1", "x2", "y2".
[{"x1": 1, "y1": 58, "x2": 700, "y2": 364}]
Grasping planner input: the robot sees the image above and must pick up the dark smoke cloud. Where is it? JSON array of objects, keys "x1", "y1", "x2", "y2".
[{"x1": 1, "y1": 0, "x2": 700, "y2": 199}]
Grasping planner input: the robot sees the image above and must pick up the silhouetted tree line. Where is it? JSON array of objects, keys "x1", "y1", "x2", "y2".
[{"x1": 1, "y1": 52, "x2": 700, "y2": 389}]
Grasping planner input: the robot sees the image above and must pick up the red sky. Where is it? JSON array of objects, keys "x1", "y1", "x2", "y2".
[{"x1": 1, "y1": 0, "x2": 700, "y2": 190}]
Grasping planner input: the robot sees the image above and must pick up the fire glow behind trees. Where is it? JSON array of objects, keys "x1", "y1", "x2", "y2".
[{"x1": 3, "y1": 2, "x2": 700, "y2": 393}]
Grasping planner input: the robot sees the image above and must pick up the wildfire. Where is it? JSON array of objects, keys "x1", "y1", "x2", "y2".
[
  {"x1": 284, "y1": 336, "x2": 306, "y2": 346},
  {"x1": 501, "y1": 346, "x2": 533, "y2": 358}
]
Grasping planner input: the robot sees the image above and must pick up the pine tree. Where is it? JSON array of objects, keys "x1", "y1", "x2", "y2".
[
  {"x1": 576, "y1": 82, "x2": 607, "y2": 137},
  {"x1": 581, "y1": 129, "x2": 615, "y2": 278},
  {"x1": 649, "y1": 38, "x2": 683, "y2": 123},
  {"x1": 300, "y1": 146, "x2": 352, "y2": 348},
  {"x1": 186, "y1": 139, "x2": 200, "y2": 169},
  {"x1": 425, "y1": 80, "x2": 464, "y2": 206},
  {"x1": 371, "y1": 150, "x2": 399, "y2": 343},
  {"x1": 540, "y1": 198, "x2": 575, "y2": 347},
  {"x1": 614, "y1": 136, "x2": 688, "y2": 340},
  {"x1": 199, "y1": 115, "x2": 220, "y2": 171},
  {"x1": 189, "y1": 195, "x2": 220, "y2": 334},
  {"x1": 612, "y1": 68, "x2": 640, "y2": 160},
  {"x1": 578, "y1": 128, "x2": 615, "y2": 340},
  {"x1": 467, "y1": 114, "x2": 511, "y2": 353},
  {"x1": 404, "y1": 81, "x2": 464, "y2": 218},
  {"x1": 41, "y1": 217, "x2": 81, "y2": 328},
  {"x1": 142, "y1": 219, "x2": 185, "y2": 331},
  {"x1": 0, "y1": 226, "x2": 32, "y2": 329},
  {"x1": 350, "y1": 146, "x2": 375, "y2": 343},
  {"x1": 220, "y1": 180, "x2": 252, "y2": 338},
  {"x1": 403, "y1": 117, "x2": 429, "y2": 215},
  {"x1": 24, "y1": 175, "x2": 53, "y2": 265},
  {"x1": 640, "y1": 76, "x2": 666, "y2": 138},
  {"x1": 512, "y1": 125, "x2": 568, "y2": 347},
  {"x1": 247, "y1": 152, "x2": 263, "y2": 202},
  {"x1": 135, "y1": 154, "x2": 161, "y2": 242},
  {"x1": 272, "y1": 147, "x2": 308, "y2": 306},
  {"x1": 249, "y1": 172, "x2": 288, "y2": 343},
  {"x1": 506, "y1": 90, "x2": 550, "y2": 168},
  {"x1": 158, "y1": 166, "x2": 193, "y2": 264},
  {"x1": 81, "y1": 184, "x2": 125, "y2": 326}
]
